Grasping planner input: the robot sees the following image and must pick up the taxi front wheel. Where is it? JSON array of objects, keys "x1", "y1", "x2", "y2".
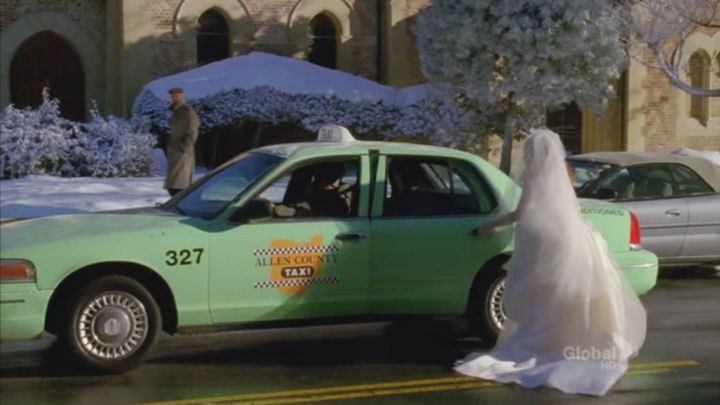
[
  {"x1": 466, "y1": 266, "x2": 507, "y2": 345},
  {"x1": 56, "y1": 275, "x2": 162, "y2": 373}
]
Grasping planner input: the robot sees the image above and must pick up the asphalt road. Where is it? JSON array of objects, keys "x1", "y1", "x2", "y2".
[{"x1": 1, "y1": 268, "x2": 719, "y2": 405}]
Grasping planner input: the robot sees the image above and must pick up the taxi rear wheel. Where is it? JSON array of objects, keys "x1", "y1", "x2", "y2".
[
  {"x1": 466, "y1": 266, "x2": 507, "y2": 345},
  {"x1": 56, "y1": 275, "x2": 161, "y2": 373}
]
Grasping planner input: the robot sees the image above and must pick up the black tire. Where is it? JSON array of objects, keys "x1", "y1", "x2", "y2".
[
  {"x1": 466, "y1": 265, "x2": 507, "y2": 345},
  {"x1": 56, "y1": 275, "x2": 162, "y2": 374}
]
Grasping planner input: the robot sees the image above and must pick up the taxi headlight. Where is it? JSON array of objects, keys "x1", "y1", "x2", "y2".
[{"x1": 0, "y1": 259, "x2": 36, "y2": 283}]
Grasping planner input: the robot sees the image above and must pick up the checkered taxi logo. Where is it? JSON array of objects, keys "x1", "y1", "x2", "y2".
[
  {"x1": 254, "y1": 276, "x2": 342, "y2": 289},
  {"x1": 253, "y1": 245, "x2": 340, "y2": 256}
]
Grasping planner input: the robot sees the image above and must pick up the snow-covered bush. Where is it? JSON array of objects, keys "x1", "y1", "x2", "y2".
[
  {"x1": 133, "y1": 52, "x2": 478, "y2": 149},
  {"x1": 0, "y1": 89, "x2": 72, "y2": 178},
  {"x1": 131, "y1": 52, "x2": 470, "y2": 143},
  {"x1": 392, "y1": 93, "x2": 478, "y2": 146},
  {"x1": 69, "y1": 107, "x2": 156, "y2": 177},
  {"x1": 133, "y1": 85, "x2": 469, "y2": 142},
  {"x1": 1, "y1": 91, "x2": 156, "y2": 179}
]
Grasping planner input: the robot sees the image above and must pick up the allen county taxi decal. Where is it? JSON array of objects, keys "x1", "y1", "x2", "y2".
[{"x1": 253, "y1": 235, "x2": 341, "y2": 295}]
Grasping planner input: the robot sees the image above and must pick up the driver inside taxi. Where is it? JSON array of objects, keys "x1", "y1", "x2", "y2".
[{"x1": 271, "y1": 162, "x2": 353, "y2": 218}]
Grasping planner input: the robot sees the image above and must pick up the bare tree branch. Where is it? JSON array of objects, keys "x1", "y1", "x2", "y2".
[
  {"x1": 686, "y1": 0, "x2": 720, "y2": 28},
  {"x1": 618, "y1": 0, "x2": 720, "y2": 97}
]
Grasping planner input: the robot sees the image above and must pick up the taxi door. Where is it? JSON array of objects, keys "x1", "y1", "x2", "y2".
[
  {"x1": 208, "y1": 155, "x2": 371, "y2": 325},
  {"x1": 367, "y1": 155, "x2": 511, "y2": 315}
]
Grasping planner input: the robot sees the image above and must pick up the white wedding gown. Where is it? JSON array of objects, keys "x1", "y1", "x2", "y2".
[{"x1": 455, "y1": 130, "x2": 647, "y2": 396}]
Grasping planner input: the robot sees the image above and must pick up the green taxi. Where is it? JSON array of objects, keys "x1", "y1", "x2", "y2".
[{"x1": 0, "y1": 126, "x2": 658, "y2": 373}]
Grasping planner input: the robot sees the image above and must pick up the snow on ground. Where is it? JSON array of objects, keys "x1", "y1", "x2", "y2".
[
  {"x1": 0, "y1": 176, "x2": 169, "y2": 219},
  {"x1": 0, "y1": 170, "x2": 277, "y2": 220},
  {"x1": 0, "y1": 149, "x2": 209, "y2": 219},
  {"x1": 138, "y1": 52, "x2": 429, "y2": 108}
]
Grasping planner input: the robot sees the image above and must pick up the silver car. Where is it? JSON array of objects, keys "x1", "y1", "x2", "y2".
[{"x1": 567, "y1": 152, "x2": 720, "y2": 267}]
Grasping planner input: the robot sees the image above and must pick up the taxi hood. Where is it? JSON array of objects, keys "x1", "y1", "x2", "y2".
[{"x1": 0, "y1": 208, "x2": 195, "y2": 253}]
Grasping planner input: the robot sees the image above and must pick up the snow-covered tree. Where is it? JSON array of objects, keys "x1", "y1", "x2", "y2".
[
  {"x1": 415, "y1": 0, "x2": 627, "y2": 173},
  {"x1": 615, "y1": 0, "x2": 720, "y2": 97}
]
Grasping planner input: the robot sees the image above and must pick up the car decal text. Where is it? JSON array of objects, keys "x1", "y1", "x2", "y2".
[
  {"x1": 581, "y1": 207, "x2": 625, "y2": 216},
  {"x1": 253, "y1": 235, "x2": 340, "y2": 295},
  {"x1": 166, "y1": 248, "x2": 204, "y2": 266}
]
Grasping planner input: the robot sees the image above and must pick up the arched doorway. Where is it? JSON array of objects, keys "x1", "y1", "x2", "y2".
[
  {"x1": 308, "y1": 13, "x2": 338, "y2": 69},
  {"x1": 10, "y1": 31, "x2": 85, "y2": 121},
  {"x1": 197, "y1": 9, "x2": 230, "y2": 65}
]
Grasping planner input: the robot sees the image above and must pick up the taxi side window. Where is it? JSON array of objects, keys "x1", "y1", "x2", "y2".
[
  {"x1": 257, "y1": 159, "x2": 359, "y2": 219},
  {"x1": 383, "y1": 157, "x2": 497, "y2": 217}
]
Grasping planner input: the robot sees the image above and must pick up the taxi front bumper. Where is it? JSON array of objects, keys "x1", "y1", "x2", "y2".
[{"x1": 0, "y1": 283, "x2": 51, "y2": 341}]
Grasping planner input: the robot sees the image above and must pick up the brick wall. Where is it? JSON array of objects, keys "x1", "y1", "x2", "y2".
[
  {"x1": 641, "y1": 42, "x2": 720, "y2": 152},
  {"x1": 642, "y1": 60, "x2": 679, "y2": 151},
  {"x1": 149, "y1": 0, "x2": 180, "y2": 31},
  {"x1": 398, "y1": 0, "x2": 431, "y2": 85},
  {"x1": 0, "y1": 0, "x2": 105, "y2": 43},
  {"x1": 142, "y1": 0, "x2": 379, "y2": 79},
  {"x1": 401, "y1": 0, "x2": 431, "y2": 18}
]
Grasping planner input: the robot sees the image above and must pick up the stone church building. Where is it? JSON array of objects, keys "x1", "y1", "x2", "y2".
[{"x1": 1, "y1": 0, "x2": 718, "y2": 154}]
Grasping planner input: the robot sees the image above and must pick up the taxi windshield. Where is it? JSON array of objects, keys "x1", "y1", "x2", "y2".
[{"x1": 171, "y1": 153, "x2": 283, "y2": 219}]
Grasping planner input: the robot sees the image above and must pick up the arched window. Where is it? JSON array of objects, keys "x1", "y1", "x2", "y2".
[
  {"x1": 687, "y1": 50, "x2": 710, "y2": 125},
  {"x1": 10, "y1": 31, "x2": 85, "y2": 121},
  {"x1": 197, "y1": 9, "x2": 230, "y2": 66},
  {"x1": 308, "y1": 13, "x2": 338, "y2": 69}
]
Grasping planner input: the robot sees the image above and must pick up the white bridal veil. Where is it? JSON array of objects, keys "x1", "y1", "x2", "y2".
[{"x1": 455, "y1": 129, "x2": 647, "y2": 396}]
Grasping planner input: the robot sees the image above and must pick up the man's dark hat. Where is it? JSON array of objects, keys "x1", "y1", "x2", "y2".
[{"x1": 168, "y1": 87, "x2": 184, "y2": 94}]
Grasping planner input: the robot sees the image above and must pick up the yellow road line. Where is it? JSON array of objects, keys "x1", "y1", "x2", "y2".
[
  {"x1": 228, "y1": 382, "x2": 498, "y2": 405},
  {"x1": 139, "y1": 360, "x2": 699, "y2": 405},
  {"x1": 229, "y1": 369, "x2": 681, "y2": 405},
  {"x1": 629, "y1": 360, "x2": 700, "y2": 369},
  {"x1": 627, "y1": 368, "x2": 673, "y2": 376},
  {"x1": 139, "y1": 377, "x2": 478, "y2": 405}
]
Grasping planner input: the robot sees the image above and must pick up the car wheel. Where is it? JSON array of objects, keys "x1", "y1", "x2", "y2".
[
  {"x1": 467, "y1": 266, "x2": 507, "y2": 345},
  {"x1": 57, "y1": 275, "x2": 161, "y2": 373}
]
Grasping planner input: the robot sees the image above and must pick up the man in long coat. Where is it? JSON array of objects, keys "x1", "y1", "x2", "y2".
[{"x1": 165, "y1": 87, "x2": 199, "y2": 196}]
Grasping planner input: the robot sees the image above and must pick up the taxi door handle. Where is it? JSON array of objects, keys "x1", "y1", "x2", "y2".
[
  {"x1": 665, "y1": 209, "x2": 681, "y2": 217},
  {"x1": 335, "y1": 232, "x2": 366, "y2": 241}
]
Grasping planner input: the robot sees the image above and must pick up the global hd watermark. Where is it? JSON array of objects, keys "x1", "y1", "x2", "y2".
[{"x1": 563, "y1": 346, "x2": 621, "y2": 370}]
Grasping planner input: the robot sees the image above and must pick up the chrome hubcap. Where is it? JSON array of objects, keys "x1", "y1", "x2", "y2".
[
  {"x1": 78, "y1": 292, "x2": 148, "y2": 360},
  {"x1": 489, "y1": 278, "x2": 507, "y2": 331}
]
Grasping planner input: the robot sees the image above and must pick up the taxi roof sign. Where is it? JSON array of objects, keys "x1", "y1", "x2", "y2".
[{"x1": 317, "y1": 125, "x2": 356, "y2": 143}]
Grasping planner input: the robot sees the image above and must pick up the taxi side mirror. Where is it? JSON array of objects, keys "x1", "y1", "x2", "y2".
[
  {"x1": 228, "y1": 198, "x2": 273, "y2": 223},
  {"x1": 594, "y1": 188, "x2": 618, "y2": 200}
]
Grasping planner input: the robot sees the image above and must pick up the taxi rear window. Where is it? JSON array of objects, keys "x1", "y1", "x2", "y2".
[{"x1": 383, "y1": 157, "x2": 497, "y2": 217}]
